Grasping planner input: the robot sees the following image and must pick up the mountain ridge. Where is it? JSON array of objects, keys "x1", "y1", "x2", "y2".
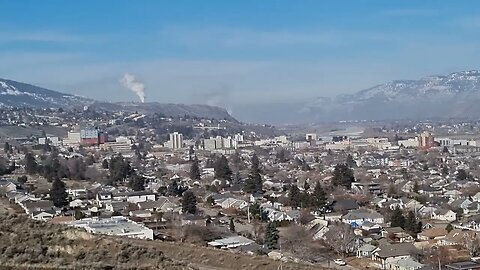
[
  {"x1": 302, "y1": 70, "x2": 480, "y2": 122},
  {"x1": 0, "y1": 78, "x2": 236, "y2": 121}
]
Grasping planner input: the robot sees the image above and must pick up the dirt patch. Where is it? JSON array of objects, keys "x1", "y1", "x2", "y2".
[{"x1": 129, "y1": 239, "x2": 327, "y2": 270}]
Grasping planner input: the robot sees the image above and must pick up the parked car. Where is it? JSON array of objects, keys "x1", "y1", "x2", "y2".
[{"x1": 334, "y1": 259, "x2": 346, "y2": 266}]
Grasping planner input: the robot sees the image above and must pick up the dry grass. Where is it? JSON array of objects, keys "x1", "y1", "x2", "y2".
[
  {"x1": 0, "y1": 214, "x2": 191, "y2": 270},
  {"x1": 0, "y1": 212, "x2": 328, "y2": 270}
]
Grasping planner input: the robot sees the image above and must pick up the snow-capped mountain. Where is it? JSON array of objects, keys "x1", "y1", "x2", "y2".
[
  {"x1": 0, "y1": 78, "x2": 235, "y2": 121},
  {"x1": 0, "y1": 78, "x2": 92, "y2": 108},
  {"x1": 302, "y1": 70, "x2": 480, "y2": 122}
]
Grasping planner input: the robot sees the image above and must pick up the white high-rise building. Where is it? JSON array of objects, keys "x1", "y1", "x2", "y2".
[{"x1": 168, "y1": 132, "x2": 184, "y2": 149}]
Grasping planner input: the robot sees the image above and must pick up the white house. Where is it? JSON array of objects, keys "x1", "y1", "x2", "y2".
[
  {"x1": 342, "y1": 209, "x2": 385, "y2": 227},
  {"x1": 31, "y1": 210, "x2": 55, "y2": 221},
  {"x1": 431, "y1": 209, "x2": 456, "y2": 222},
  {"x1": 125, "y1": 191, "x2": 156, "y2": 204}
]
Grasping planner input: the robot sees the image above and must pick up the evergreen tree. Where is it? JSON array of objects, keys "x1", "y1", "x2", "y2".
[
  {"x1": 412, "y1": 181, "x2": 419, "y2": 193},
  {"x1": 109, "y1": 155, "x2": 132, "y2": 183},
  {"x1": 3, "y1": 142, "x2": 12, "y2": 154},
  {"x1": 50, "y1": 177, "x2": 68, "y2": 208},
  {"x1": 446, "y1": 223, "x2": 454, "y2": 232},
  {"x1": 404, "y1": 211, "x2": 417, "y2": 232},
  {"x1": 390, "y1": 207, "x2": 406, "y2": 228},
  {"x1": 264, "y1": 222, "x2": 279, "y2": 249},
  {"x1": 346, "y1": 154, "x2": 355, "y2": 167},
  {"x1": 167, "y1": 180, "x2": 187, "y2": 197},
  {"x1": 74, "y1": 210, "x2": 85, "y2": 220},
  {"x1": 457, "y1": 169, "x2": 468, "y2": 181},
  {"x1": 214, "y1": 155, "x2": 232, "y2": 180},
  {"x1": 206, "y1": 215, "x2": 212, "y2": 226},
  {"x1": 249, "y1": 202, "x2": 261, "y2": 220},
  {"x1": 24, "y1": 152, "x2": 38, "y2": 175},
  {"x1": 102, "y1": 159, "x2": 109, "y2": 169},
  {"x1": 244, "y1": 154, "x2": 262, "y2": 194},
  {"x1": 206, "y1": 196, "x2": 215, "y2": 206},
  {"x1": 415, "y1": 221, "x2": 423, "y2": 234},
  {"x1": 232, "y1": 171, "x2": 242, "y2": 186},
  {"x1": 231, "y1": 151, "x2": 242, "y2": 170},
  {"x1": 188, "y1": 146, "x2": 195, "y2": 161},
  {"x1": 229, "y1": 218, "x2": 236, "y2": 232},
  {"x1": 128, "y1": 174, "x2": 145, "y2": 191},
  {"x1": 276, "y1": 147, "x2": 289, "y2": 162},
  {"x1": 441, "y1": 165, "x2": 449, "y2": 176},
  {"x1": 311, "y1": 181, "x2": 328, "y2": 213},
  {"x1": 288, "y1": 184, "x2": 301, "y2": 208},
  {"x1": 190, "y1": 156, "x2": 201, "y2": 180},
  {"x1": 182, "y1": 190, "x2": 197, "y2": 214},
  {"x1": 332, "y1": 164, "x2": 355, "y2": 189}
]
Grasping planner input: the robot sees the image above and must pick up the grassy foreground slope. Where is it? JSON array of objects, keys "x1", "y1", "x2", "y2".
[
  {"x1": 0, "y1": 214, "x2": 191, "y2": 270},
  {"x1": 0, "y1": 213, "x2": 325, "y2": 270}
]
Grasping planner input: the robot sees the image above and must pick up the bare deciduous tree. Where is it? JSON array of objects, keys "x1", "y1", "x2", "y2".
[
  {"x1": 323, "y1": 223, "x2": 357, "y2": 257},
  {"x1": 281, "y1": 225, "x2": 325, "y2": 261},
  {"x1": 463, "y1": 232, "x2": 480, "y2": 257}
]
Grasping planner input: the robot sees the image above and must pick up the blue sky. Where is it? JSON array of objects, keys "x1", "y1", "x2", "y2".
[{"x1": 1, "y1": 1, "x2": 480, "y2": 117}]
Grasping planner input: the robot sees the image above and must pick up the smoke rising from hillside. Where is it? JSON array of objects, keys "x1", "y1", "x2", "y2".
[{"x1": 120, "y1": 73, "x2": 145, "y2": 103}]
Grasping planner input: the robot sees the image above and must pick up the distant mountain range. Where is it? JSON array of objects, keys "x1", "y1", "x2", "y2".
[
  {"x1": 0, "y1": 78, "x2": 236, "y2": 121},
  {"x1": 6, "y1": 71, "x2": 480, "y2": 125},
  {"x1": 236, "y1": 70, "x2": 480, "y2": 124},
  {"x1": 304, "y1": 70, "x2": 480, "y2": 122}
]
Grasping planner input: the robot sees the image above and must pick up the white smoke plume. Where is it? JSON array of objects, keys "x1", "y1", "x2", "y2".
[{"x1": 119, "y1": 73, "x2": 145, "y2": 103}]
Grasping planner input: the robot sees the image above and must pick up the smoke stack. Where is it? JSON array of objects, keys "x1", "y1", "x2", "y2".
[{"x1": 119, "y1": 73, "x2": 145, "y2": 103}]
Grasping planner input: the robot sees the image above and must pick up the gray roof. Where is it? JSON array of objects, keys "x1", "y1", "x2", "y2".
[
  {"x1": 375, "y1": 243, "x2": 417, "y2": 258},
  {"x1": 358, "y1": 243, "x2": 377, "y2": 252}
]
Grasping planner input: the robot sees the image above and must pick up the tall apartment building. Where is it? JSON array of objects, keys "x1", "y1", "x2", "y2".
[
  {"x1": 418, "y1": 131, "x2": 435, "y2": 150},
  {"x1": 168, "y1": 132, "x2": 184, "y2": 149}
]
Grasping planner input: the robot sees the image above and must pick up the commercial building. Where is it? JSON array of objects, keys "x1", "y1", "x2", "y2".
[
  {"x1": 306, "y1": 133, "x2": 318, "y2": 142},
  {"x1": 69, "y1": 216, "x2": 154, "y2": 240},
  {"x1": 64, "y1": 129, "x2": 107, "y2": 146}
]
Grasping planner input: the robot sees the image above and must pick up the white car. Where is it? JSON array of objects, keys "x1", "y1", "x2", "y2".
[{"x1": 334, "y1": 259, "x2": 346, "y2": 266}]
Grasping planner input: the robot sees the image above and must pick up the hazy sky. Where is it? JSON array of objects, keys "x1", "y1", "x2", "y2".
[{"x1": 1, "y1": 0, "x2": 480, "y2": 114}]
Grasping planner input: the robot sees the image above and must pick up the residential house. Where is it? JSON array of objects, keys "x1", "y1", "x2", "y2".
[
  {"x1": 21, "y1": 200, "x2": 55, "y2": 215},
  {"x1": 31, "y1": 210, "x2": 55, "y2": 221},
  {"x1": 372, "y1": 242, "x2": 419, "y2": 270},
  {"x1": 417, "y1": 228, "x2": 448, "y2": 242},
  {"x1": 96, "y1": 191, "x2": 112, "y2": 205},
  {"x1": 219, "y1": 197, "x2": 249, "y2": 210},
  {"x1": 417, "y1": 206, "x2": 437, "y2": 219},
  {"x1": 105, "y1": 201, "x2": 129, "y2": 213},
  {"x1": 0, "y1": 179, "x2": 19, "y2": 193},
  {"x1": 386, "y1": 256, "x2": 424, "y2": 270},
  {"x1": 332, "y1": 199, "x2": 360, "y2": 212},
  {"x1": 181, "y1": 214, "x2": 207, "y2": 226},
  {"x1": 113, "y1": 191, "x2": 156, "y2": 203},
  {"x1": 382, "y1": 227, "x2": 414, "y2": 243},
  {"x1": 439, "y1": 229, "x2": 477, "y2": 246},
  {"x1": 432, "y1": 209, "x2": 457, "y2": 222},
  {"x1": 137, "y1": 197, "x2": 177, "y2": 212},
  {"x1": 445, "y1": 261, "x2": 480, "y2": 270},
  {"x1": 361, "y1": 221, "x2": 383, "y2": 233},
  {"x1": 69, "y1": 199, "x2": 87, "y2": 208},
  {"x1": 208, "y1": 236, "x2": 255, "y2": 249},
  {"x1": 129, "y1": 210, "x2": 152, "y2": 218},
  {"x1": 342, "y1": 209, "x2": 385, "y2": 227},
  {"x1": 357, "y1": 243, "x2": 377, "y2": 258}
]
